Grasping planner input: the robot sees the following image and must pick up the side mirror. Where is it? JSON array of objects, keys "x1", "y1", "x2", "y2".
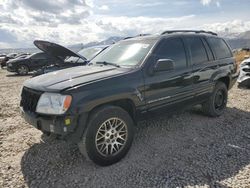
[{"x1": 154, "y1": 59, "x2": 174, "y2": 72}]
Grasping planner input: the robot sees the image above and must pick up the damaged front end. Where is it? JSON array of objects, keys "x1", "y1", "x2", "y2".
[{"x1": 238, "y1": 58, "x2": 250, "y2": 88}]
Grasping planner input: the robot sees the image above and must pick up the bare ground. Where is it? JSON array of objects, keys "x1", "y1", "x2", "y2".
[{"x1": 0, "y1": 69, "x2": 250, "y2": 188}]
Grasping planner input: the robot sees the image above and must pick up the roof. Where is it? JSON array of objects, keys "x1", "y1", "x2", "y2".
[{"x1": 123, "y1": 30, "x2": 219, "y2": 42}]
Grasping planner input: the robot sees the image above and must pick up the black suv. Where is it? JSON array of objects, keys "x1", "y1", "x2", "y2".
[{"x1": 20, "y1": 30, "x2": 238, "y2": 166}]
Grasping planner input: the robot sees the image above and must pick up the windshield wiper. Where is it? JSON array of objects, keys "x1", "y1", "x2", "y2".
[{"x1": 96, "y1": 61, "x2": 120, "y2": 68}]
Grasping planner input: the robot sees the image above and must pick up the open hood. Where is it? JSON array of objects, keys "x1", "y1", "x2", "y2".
[{"x1": 34, "y1": 40, "x2": 86, "y2": 60}]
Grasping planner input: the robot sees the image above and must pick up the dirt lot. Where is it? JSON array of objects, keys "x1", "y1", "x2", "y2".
[{"x1": 0, "y1": 69, "x2": 250, "y2": 188}]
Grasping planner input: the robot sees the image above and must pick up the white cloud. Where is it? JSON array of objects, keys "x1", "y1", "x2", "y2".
[
  {"x1": 135, "y1": 2, "x2": 164, "y2": 7},
  {"x1": 200, "y1": 0, "x2": 212, "y2": 5},
  {"x1": 0, "y1": 0, "x2": 249, "y2": 49},
  {"x1": 0, "y1": 11, "x2": 196, "y2": 48},
  {"x1": 202, "y1": 20, "x2": 250, "y2": 36},
  {"x1": 0, "y1": 0, "x2": 90, "y2": 26},
  {"x1": 95, "y1": 15, "x2": 196, "y2": 37},
  {"x1": 200, "y1": 0, "x2": 221, "y2": 6},
  {"x1": 98, "y1": 5, "x2": 109, "y2": 11}
]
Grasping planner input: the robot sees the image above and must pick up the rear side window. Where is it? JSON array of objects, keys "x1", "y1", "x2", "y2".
[
  {"x1": 154, "y1": 38, "x2": 187, "y2": 70},
  {"x1": 207, "y1": 37, "x2": 232, "y2": 59},
  {"x1": 186, "y1": 37, "x2": 208, "y2": 64}
]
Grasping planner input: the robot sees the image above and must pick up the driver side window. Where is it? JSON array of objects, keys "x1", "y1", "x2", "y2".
[{"x1": 154, "y1": 38, "x2": 187, "y2": 70}]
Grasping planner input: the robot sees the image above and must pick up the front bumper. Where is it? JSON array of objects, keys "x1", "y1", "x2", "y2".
[{"x1": 21, "y1": 108, "x2": 88, "y2": 143}]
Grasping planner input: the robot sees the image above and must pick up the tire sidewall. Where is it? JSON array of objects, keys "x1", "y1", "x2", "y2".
[
  {"x1": 84, "y1": 106, "x2": 134, "y2": 166},
  {"x1": 211, "y1": 82, "x2": 228, "y2": 116}
]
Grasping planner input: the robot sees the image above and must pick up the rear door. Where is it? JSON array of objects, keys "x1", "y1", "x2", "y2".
[
  {"x1": 183, "y1": 36, "x2": 215, "y2": 99},
  {"x1": 143, "y1": 37, "x2": 194, "y2": 111}
]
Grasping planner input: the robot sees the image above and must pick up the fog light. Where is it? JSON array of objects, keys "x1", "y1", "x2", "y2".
[{"x1": 65, "y1": 118, "x2": 71, "y2": 125}]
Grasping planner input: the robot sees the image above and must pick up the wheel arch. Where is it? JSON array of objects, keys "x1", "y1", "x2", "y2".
[
  {"x1": 217, "y1": 76, "x2": 230, "y2": 89},
  {"x1": 88, "y1": 98, "x2": 137, "y2": 123}
]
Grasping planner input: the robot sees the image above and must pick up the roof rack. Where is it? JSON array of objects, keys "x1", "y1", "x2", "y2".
[
  {"x1": 161, "y1": 30, "x2": 217, "y2": 36},
  {"x1": 123, "y1": 34, "x2": 151, "y2": 40}
]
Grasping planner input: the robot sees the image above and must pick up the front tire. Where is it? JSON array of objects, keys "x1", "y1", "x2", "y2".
[
  {"x1": 202, "y1": 82, "x2": 228, "y2": 117},
  {"x1": 17, "y1": 65, "x2": 29, "y2": 75},
  {"x1": 78, "y1": 106, "x2": 134, "y2": 166}
]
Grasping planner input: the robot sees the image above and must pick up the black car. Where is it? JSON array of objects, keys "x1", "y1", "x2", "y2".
[
  {"x1": 20, "y1": 30, "x2": 238, "y2": 166},
  {"x1": 1, "y1": 53, "x2": 18, "y2": 68},
  {"x1": 33, "y1": 42, "x2": 108, "y2": 76},
  {"x1": 6, "y1": 52, "x2": 59, "y2": 75}
]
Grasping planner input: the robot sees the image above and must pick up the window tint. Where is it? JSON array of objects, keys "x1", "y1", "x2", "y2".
[
  {"x1": 202, "y1": 38, "x2": 214, "y2": 61},
  {"x1": 155, "y1": 38, "x2": 187, "y2": 69},
  {"x1": 186, "y1": 37, "x2": 208, "y2": 64},
  {"x1": 207, "y1": 37, "x2": 232, "y2": 59}
]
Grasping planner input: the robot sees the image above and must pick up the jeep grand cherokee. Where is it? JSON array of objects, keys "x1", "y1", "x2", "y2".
[{"x1": 20, "y1": 30, "x2": 238, "y2": 166}]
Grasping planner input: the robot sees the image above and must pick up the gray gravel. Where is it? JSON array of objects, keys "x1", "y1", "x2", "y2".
[{"x1": 0, "y1": 69, "x2": 250, "y2": 188}]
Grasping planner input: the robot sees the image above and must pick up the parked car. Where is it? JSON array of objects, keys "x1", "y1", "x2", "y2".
[
  {"x1": 0, "y1": 54, "x2": 6, "y2": 68},
  {"x1": 20, "y1": 30, "x2": 238, "y2": 166},
  {"x1": 238, "y1": 58, "x2": 250, "y2": 88},
  {"x1": 6, "y1": 52, "x2": 59, "y2": 75},
  {"x1": 33, "y1": 42, "x2": 108, "y2": 76},
  {"x1": 1, "y1": 53, "x2": 18, "y2": 68}
]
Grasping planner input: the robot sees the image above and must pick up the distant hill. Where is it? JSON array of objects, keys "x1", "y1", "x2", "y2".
[
  {"x1": 71, "y1": 33, "x2": 250, "y2": 51},
  {"x1": 68, "y1": 36, "x2": 124, "y2": 51},
  {"x1": 1, "y1": 31, "x2": 250, "y2": 54},
  {"x1": 226, "y1": 30, "x2": 250, "y2": 49}
]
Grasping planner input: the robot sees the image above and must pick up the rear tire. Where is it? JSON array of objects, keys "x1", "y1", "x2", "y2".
[
  {"x1": 17, "y1": 65, "x2": 29, "y2": 75},
  {"x1": 78, "y1": 106, "x2": 134, "y2": 166},
  {"x1": 202, "y1": 82, "x2": 228, "y2": 117}
]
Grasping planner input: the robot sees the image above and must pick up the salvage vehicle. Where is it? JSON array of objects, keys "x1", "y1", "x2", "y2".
[
  {"x1": 0, "y1": 54, "x2": 6, "y2": 68},
  {"x1": 7, "y1": 40, "x2": 87, "y2": 75},
  {"x1": 1, "y1": 53, "x2": 18, "y2": 68},
  {"x1": 33, "y1": 42, "x2": 108, "y2": 76},
  {"x1": 238, "y1": 58, "x2": 250, "y2": 88},
  {"x1": 6, "y1": 52, "x2": 59, "y2": 75},
  {"x1": 20, "y1": 30, "x2": 238, "y2": 166}
]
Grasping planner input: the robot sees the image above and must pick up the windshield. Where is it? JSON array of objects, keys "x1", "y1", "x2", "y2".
[
  {"x1": 90, "y1": 40, "x2": 155, "y2": 67},
  {"x1": 64, "y1": 47, "x2": 105, "y2": 63},
  {"x1": 78, "y1": 47, "x2": 104, "y2": 60}
]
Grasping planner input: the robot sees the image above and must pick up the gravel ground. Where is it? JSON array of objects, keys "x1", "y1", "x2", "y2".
[{"x1": 0, "y1": 69, "x2": 250, "y2": 188}]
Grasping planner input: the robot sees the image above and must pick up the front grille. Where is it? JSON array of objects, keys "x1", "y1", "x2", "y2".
[{"x1": 20, "y1": 87, "x2": 43, "y2": 112}]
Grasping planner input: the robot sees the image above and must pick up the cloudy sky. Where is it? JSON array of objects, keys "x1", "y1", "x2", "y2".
[{"x1": 0, "y1": 0, "x2": 249, "y2": 48}]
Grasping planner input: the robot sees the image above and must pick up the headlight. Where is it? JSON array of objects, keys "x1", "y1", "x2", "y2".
[{"x1": 36, "y1": 93, "x2": 72, "y2": 115}]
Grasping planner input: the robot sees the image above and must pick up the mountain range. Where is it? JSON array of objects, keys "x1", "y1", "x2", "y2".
[
  {"x1": 70, "y1": 30, "x2": 250, "y2": 51},
  {"x1": 225, "y1": 31, "x2": 250, "y2": 49},
  {"x1": 1, "y1": 31, "x2": 250, "y2": 54}
]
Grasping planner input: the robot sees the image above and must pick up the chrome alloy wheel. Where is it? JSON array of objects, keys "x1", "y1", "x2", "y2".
[{"x1": 95, "y1": 117, "x2": 128, "y2": 157}]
